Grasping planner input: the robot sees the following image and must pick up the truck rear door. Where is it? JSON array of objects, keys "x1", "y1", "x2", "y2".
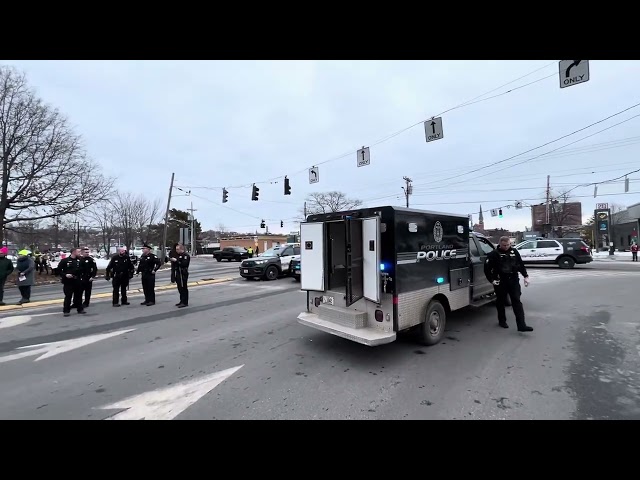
[
  {"x1": 300, "y1": 222, "x2": 326, "y2": 291},
  {"x1": 362, "y1": 217, "x2": 380, "y2": 303},
  {"x1": 345, "y1": 218, "x2": 364, "y2": 307}
]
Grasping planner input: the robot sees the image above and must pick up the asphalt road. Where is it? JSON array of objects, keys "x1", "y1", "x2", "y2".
[
  {"x1": 0, "y1": 260, "x2": 638, "y2": 420},
  {"x1": 1, "y1": 257, "x2": 242, "y2": 304}
]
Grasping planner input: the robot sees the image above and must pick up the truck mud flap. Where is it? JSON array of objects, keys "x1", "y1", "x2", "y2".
[{"x1": 297, "y1": 312, "x2": 396, "y2": 347}]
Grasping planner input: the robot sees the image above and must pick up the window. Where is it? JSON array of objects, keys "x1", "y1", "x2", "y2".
[
  {"x1": 476, "y1": 237, "x2": 494, "y2": 255},
  {"x1": 536, "y1": 241, "x2": 559, "y2": 249},
  {"x1": 469, "y1": 238, "x2": 480, "y2": 257},
  {"x1": 281, "y1": 247, "x2": 293, "y2": 256},
  {"x1": 294, "y1": 246, "x2": 301, "y2": 255},
  {"x1": 517, "y1": 241, "x2": 536, "y2": 250}
]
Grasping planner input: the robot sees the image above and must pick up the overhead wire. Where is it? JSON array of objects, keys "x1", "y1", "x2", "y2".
[{"x1": 180, "y1": 61, "x2": 559, "y2": 192}]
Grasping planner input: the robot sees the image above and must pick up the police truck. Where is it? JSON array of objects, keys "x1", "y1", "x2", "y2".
[{"x1": 297, "y1": 206, "x2": 499, "y2": 347}]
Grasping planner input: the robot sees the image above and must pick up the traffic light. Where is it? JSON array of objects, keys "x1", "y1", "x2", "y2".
[
  {"x1": 280, "y1": 220, "x2": 284, "y2": 228},
  {"x1": 251, "y1": 184, "x2": 259, "y2": 201},
  {"x1": 284, "y1": 176, "x2": 291, "y2": 195},
  {"x1": 260, "y1": 219, "x2": 266, "y2": 229},
  {"x1": 222, "y1": 188, "x2": 228, "y2": 203},
  {"x1": 498, "y1": 209, "x2": 503, "y2": 218}
]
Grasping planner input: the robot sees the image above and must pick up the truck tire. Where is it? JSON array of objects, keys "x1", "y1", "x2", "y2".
[
  {"x1": 420, "y1": 300, "x2": 446, "y2": 346},
  {"x1": 264, "y1": 265, "x2": 279, "y2": 281},
  {"x1": 216, "y1": 257, "x2": 221, "y2": 262},
  {"x1": 557, "y1": 256, "x2": 575, "y2": 269}
]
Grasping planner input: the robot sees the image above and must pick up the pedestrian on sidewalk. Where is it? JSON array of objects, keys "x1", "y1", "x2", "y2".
[
  {"x1": 137, "y1": 244, "x2": 161, "y2": 306},
  {"x1": 484, "y1": 236, "x2": 533, "y2": 332},
  {"x1": 0, "y1": 247, "x2": 14, "y2": 306},
  {"x1": 57, "y1": 248, "x2": 86, "y2": 317},
  {"x1": 170, "y1": 243, "x2": 190, "y2": 308},
  {"x1": 80, "y1": 247, "x2": 98, "y2": 307},
  {"x1": 631, "y1": 242, "x2": 638, "y2": 262},
  {"x1": 15, "y1": 250, "x2": 35, "y2": 304},
  {"x1": 105, "y1": 247, "x2": 135, "y2": 307}
]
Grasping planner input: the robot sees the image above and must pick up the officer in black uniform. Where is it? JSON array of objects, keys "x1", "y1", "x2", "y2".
[
  {"x1": 484, "y1": 236, "x2": 533, "y2": 332},
  {"x1": 170, "y1": 243, "x2": 190, "y2": 308},
  {"x1": 80, "y1": 247, "x2": 98, "y2": 308},
  {"x1": 105, "y1": 247, "x2": 135, "y2": 307},
  {"x1": 57, "y1": 247, "x2": 87, "y2": 317},
  {"x1": 137, "y1": 244, "x2": 161, "y2": 306}
]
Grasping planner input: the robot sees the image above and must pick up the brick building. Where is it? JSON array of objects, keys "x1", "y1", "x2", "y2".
[{"x1": 219, "y1": 235, "x2": 290, "y2": 253}]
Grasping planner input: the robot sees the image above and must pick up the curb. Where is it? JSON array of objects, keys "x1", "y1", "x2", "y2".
[{"x1": 0, "y1": 277, "x2": 235, "y2": 312}]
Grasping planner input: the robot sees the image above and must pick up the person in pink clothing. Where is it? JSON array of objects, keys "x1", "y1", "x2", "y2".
[{"x1": 631, "y1": 242, "x2": 638, "y2": 262}]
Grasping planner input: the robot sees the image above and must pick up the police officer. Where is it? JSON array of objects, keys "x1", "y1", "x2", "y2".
[
  {"x1": 170, "y1": 242, "x2": 190, "y2": 308},
  {"x1": 137, "y1": 244, "x2": 161, "y2": 306},
  {"x1": 105, "y1": 247, "x2": 135, "y2": 307},
  {"x1": 80, "y1": 247, "x2": 98, "y2": 308},
  {"x1": 484, "y1": 236, "x2": 533, "y2": 332},
  {"x1": 247, "y1": 246, "x2": 253, "y2": 258},
  {"x1": 58, "y1": 247, "x2": 87, "y2": 317}
]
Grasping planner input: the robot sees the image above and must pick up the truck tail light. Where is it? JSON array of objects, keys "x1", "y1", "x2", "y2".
[{"x1": 375, "y1": 310, "x2": 383, "y2": 322}]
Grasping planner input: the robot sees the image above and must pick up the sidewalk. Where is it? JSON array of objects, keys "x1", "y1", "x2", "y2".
[{"x1": 593, "y1": 251, "x2": 637, "y2": 262}]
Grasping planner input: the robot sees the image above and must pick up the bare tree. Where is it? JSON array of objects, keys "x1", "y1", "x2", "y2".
[
  {"x1": 84, "y1": 199, "x2": 117, "y2": 255},
  {"x1": 299, "y1": 191, "x2": 363, "y2": 219},
  {"x1": 217, "y1": 223, "x2": 227, "y2": 234},
  {"x1": 0, "y1": 66, "x2": 115, "y2": 244},
  {"x1": 114, "y1": 193, "x2": 161, "y2": 248}
]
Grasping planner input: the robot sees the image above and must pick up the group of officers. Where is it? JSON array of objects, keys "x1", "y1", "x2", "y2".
[{"x1": 57, "y1": 243, "x2": 190, "y2": 316}]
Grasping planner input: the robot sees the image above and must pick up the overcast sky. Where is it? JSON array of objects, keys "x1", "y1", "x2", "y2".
[{"x1": 3, "y1": 60, "x2": 639, "y2": 233}]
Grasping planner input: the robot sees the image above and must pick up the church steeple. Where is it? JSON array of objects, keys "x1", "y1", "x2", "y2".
[{"x1": 479, "y1": 205, "x2": 484, "y2": 226}]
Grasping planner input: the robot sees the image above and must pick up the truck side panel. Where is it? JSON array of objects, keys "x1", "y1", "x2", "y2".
[{"x1": 394, "y1": 212, "x2": 470, "y2": 330}]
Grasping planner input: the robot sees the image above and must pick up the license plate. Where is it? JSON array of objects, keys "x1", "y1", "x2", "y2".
[
  {"x1": 243, "y1": 269, "x2": 249, "y2": 274},
  {"x1": 322, "y1": 296, "x2": 334, "y2": 305}
]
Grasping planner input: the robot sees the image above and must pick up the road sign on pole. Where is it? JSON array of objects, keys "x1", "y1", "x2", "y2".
[
  {"x1": 309, "y1": 166, "x2": 319, "y2": 184},
  {"x1": 515, "y1": 201, "x2": 523, "y2": 210},
  {"x1": 490, "y1": 209, "x2": 498, "y2": 217},
  {"x1": 596, "y1": 203, "x2": 608, "y2": 210},
  {"x1": 559, "y1": 60, "x2": 590, "y2": 88},
  {"x1": 424, "y1": 117, "x2": 444, "y2": 142},
  {"x1": 180, "y1": 228, "x2": 189, "y2": 245},
  {"x1": 357, "y1": 146, "x2": 370, "y2": 167}
]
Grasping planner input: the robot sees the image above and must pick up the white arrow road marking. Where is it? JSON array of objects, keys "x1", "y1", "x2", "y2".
[
  {"x1": 0, "y1": 312, "x2": 58, "y2": 330},
  {"x1": 98, "y1": 365, "x2": 244, "y2": 420},
  {"x1": 0, "y1": 329, "x2": 136, "y2": 364}
]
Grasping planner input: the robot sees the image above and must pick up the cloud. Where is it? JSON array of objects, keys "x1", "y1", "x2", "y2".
[{"x1": 3, "y1": 59, "x2": 639, "y2": 233}]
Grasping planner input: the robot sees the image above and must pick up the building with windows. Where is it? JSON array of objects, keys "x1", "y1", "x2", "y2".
[{"x1": 611, "y1": 203, "x2": 640, "y2": 250}]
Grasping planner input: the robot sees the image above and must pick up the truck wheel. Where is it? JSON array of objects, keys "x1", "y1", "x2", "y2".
[
  {"x1": 420, "y1": 300, "x2": 446, "y2": 346},
  {"x1": 216, "y1": 257, "x2": 221, "y2": 262},
  {"x1": 557, "y1": 256, "x2": 575, "y2": 269},
  {"x1": 264, "y1": 265, "x2": 279, "y2": 281}
]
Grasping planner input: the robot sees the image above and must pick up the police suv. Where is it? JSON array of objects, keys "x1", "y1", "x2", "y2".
[{"x1": 514, "y1": 237, "x2": 592, "y2": 269}]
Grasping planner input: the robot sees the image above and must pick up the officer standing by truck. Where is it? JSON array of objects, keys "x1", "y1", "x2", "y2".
[
  {"x1": 484, "y1": 236, "x2": 533, "y2": 332},
  {"x1": 58, "y1": 248, "x2": 86, "y2": 317},
  {"x1": 137, "y1": 244, "x2": 161, "y2": 306},
  {"x1": 105, "y1": 247, "x2": 135, "y2": 307},
  {"x1": 80, "y1": 247, "x2": 98, "y2": 308},
  {"x1": 170, "y1": 242, "x2": 190, "y2": 308}
]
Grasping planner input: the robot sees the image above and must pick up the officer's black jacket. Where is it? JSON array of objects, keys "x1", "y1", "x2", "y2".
[
  {"x1": 105, "y1": 254, "x2": 135, "y2": 280},
  {"x1": 137, "y1": 253, "x2": 162, "y2": 275},
  {"x1": 81, "y1": 256, "x2": 98, "y2": 281},
  {"x1": 171, "y1": 252, "x2": 190, "y2": 284},
  {"x1": 484, "y1": 247, "x2": 528, "y2": 283},
  {"x1": 58, "y1": 256, "x2": 85, "y2": 284}
]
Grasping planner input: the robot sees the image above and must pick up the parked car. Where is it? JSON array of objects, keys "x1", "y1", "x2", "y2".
[
  {"x1": 239, "y1": 249, "x2": 282, "y2": 280},
  {"x1": 514, "y1": 237, "x2": 593, "y2": 268},
  {"x1": 289, "y1": 257, "x2": 300, "y2": 282},
  {"x1": 213, "y1": 246, "x2": 248, "y2": 262}
]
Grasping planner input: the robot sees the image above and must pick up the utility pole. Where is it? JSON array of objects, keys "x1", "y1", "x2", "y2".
[
  {"x1": 187, "y1": 202, "x2": 197, "y2": 256},
  {"x1": 160, "y1": 173, "x2": 175, "y2": 261},
  {"x1": 303, "y1": 202, "x2": 307, "y2": 219},
  {"x1": 545, "y1": 175, "x2": 551, "y2": 237},
  {"x1": 402, "y1": 176, "x2": 413, "y2": 208}
]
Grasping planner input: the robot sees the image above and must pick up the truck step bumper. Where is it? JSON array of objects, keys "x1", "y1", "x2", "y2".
[{"x1": 297, "y1": 312, "x2": 396, "y2": 347}]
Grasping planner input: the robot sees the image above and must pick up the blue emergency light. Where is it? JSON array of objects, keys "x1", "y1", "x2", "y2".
[
  {"x1": 380, "y1": 263, "x2": 386, "y2": 271},
  {"x1": 436, "y1": 277, "x2": 445, "y2": 284}
]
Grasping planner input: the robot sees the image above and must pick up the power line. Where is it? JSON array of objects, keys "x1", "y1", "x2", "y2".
[
  {"x1": 180, "y1": 62, "x2": 559, "y2": 192},
  {"x1": 412, "y1": 102, "x2": 640, "y2": 190}
]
